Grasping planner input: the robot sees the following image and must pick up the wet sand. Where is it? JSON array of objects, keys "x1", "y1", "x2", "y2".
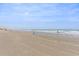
[{"x1": 0, "y1": 30, "x2": 79, "y2": 56}]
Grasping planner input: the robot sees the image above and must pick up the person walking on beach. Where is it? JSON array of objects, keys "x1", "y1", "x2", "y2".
[
  {"x1": 33, "y1": 31, "x2": 35, "y2": 35},
  {"x1": 57, "y1": 29, "x2": 59, "y2": 33}
]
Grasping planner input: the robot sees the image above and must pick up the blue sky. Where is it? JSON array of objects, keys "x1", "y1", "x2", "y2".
[{"x1": 0, "y1": 3, "x2": 79, "y2": 29}]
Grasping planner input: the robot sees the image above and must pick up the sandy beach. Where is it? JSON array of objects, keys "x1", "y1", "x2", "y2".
[{"x1": 0, "y1": 30, "x2": 79, "y2": 56}]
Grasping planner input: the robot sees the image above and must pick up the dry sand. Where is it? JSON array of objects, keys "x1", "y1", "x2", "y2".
[{"x1": 0, "y1": 30, "x2": 79, "y2": 56}]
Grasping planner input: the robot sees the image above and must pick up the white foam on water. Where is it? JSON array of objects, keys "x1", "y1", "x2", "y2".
[
  {"x1": 63, "y1": 31, "x2": 79, "y2": 35},
  {"x1": 35, "y1": 30, "x2": 57, "y2": 33},
  {"x1": 35, "y1": 30, "x2": 79, "y2": 35}
]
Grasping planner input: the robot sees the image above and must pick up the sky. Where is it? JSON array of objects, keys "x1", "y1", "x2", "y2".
[{"x1": 0, "y1": 3, "x2": 79, "y2": 29}]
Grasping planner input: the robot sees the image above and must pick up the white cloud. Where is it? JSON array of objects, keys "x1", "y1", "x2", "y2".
[{"x1": 24, "y1": 12, "x2": 29, "y2": 15}]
